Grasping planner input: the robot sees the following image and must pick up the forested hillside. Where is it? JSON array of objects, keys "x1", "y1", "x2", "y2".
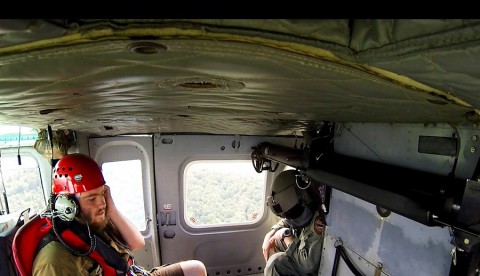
[
  {"x1": 185, "y1": 163, "x2": 265, "y2": 226},
  {"x1": 1, "y1": 161, "x2": 46, "y2": 215}
]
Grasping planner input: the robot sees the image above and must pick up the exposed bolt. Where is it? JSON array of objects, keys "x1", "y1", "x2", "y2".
[
  {"x1": 473, "y1": 135, "x2": 478, "y2": 142},
  {"x1": 465, "y1": 238, "x2": 470, "y2": 245},
  {"x1": 471, "y1": 147, "x2": 476, "y2": 153}
]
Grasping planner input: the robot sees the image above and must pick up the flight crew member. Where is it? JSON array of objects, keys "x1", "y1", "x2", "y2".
[
  {"x1": 262, "y1": 170, "x2": 326, "y2": 276},
  {"x1": 33, "y1": 153, "x2": 207, "y2": 276}
]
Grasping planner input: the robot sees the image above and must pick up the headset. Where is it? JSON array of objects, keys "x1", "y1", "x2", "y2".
[
  {"x1": 52, "y1": 194, "x2": 79, "y2": 222},
  {"x1": 41, "y1": 125, "x2": 96, "y2": 256},
  {"x1": 43, "y1": 125, "x2": 80, "y2": 222}
]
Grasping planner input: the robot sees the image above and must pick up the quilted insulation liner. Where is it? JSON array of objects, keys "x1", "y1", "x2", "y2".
[{"x1": 0, "y1": 19, "x2": 479, "y2": 136}]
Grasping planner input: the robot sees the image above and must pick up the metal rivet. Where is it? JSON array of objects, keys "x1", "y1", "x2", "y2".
[
  {"x1": 464, "y1": 238, "x2": 470, "y2": 245},
  {"x1": 472, "y1": 135, "x2": 478, "y2": 142},
  {"x1": 471, "y1": 147, "x2": 476, "y2": 153}
]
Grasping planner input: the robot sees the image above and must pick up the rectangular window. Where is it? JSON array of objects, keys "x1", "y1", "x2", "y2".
[
  {"x1": 0, "y1": 153, "x2": 46, "y2": 215},
  {"x1": 102, "y1": 160, "x2": 146, "y2": 231},
  {"x1": 184, "y1": 160, "x2": 267, "y2": 228}
]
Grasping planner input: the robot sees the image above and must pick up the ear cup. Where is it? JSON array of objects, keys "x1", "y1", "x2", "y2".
[{"x1": 54, "y1": 194, "x2": 78, "y2": 221}]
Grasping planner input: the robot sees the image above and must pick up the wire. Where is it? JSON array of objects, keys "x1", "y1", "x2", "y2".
[
  {"x1": 17, "y1": 126, "x2": 21, "y2": 165},
  {"x1": 47, "y1": 125, "x2": 54, "y2": 163},
  {"x1": 51, "y1": 212, "x2": 97, "y2": 257},
  {"x1": 343, "y1": 124, "x2": 385, "y2": 163}
]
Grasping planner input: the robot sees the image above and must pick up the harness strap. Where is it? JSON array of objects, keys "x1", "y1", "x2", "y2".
[
  {"x1": 60, "y1": 228, "x2": 122, "y2": 276},
  {"x1": 36, "y1": 231, "x2": 56, "y2": 257},
  {"x1": 36, "y1": 219, "x2": 131, "y2": 276}
]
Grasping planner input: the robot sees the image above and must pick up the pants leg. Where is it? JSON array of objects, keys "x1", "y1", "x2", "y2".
[
  {"x1": 149, "y1": 263, "x2": 184, "y2": 276},
  {"x1": 264, "y1": 252, "x2": 300, "y2": 276}
]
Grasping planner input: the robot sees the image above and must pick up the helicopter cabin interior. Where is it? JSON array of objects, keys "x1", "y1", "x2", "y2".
[{"x1": 0, "y1": 19, "x2": 480, "y2": 276}]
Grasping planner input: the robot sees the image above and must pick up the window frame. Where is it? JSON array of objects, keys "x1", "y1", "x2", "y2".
[
  {"x1": 91, "y1": 139, "x2": 153, "y2": 237},
  {"x1": 0, "y1": 148, "x2": 50, "y2": 215},
  {"x1": 180, "y1": 157, "x2": 268, "y2": 232}
]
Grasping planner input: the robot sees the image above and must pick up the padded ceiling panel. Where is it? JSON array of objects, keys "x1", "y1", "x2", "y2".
[{"x1": 0, "y1": 19, "x2": 478, "y2": 136}]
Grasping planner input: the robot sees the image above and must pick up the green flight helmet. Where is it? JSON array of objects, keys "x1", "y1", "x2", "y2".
[{"x1": 266, "y1": 170, "x2": 314, "y2": 228}]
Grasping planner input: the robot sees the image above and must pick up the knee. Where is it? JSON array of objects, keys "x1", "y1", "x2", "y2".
[
  {"x1": 265, "y1": 252, "x2": 287, "y2": 271},
  {"x1": 180, "y1": 260, "x2": 207, "y2": 276}
]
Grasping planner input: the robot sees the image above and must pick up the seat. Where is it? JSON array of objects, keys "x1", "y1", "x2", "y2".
[
  {"x1": 13, "y1": 213, "x2": 126, "y2": 276},
  {"x1": 0, "y1": 208, "x2": 31, "y2": 276},
  {"x1": 12, "y1": 215, "x2": 52, "y2": 276}
]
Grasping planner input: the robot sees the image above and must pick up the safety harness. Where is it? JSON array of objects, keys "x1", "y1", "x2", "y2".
[{"x1": 36, "y1": 218, "x2": 132, "y2": 276}]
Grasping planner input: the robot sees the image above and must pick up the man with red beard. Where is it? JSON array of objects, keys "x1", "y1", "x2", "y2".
[{"x1": 32, "y1": 153, "x2": 206, "y2": 276}]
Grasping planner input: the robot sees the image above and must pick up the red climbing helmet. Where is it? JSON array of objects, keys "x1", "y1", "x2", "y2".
[{"x1": 52, "y1": 153, "x2": 105, "y2": 194}]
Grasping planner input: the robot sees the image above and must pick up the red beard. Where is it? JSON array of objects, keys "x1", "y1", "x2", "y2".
[{"x1": 80, "y1": 211, "x2": 108, "y2": 234}]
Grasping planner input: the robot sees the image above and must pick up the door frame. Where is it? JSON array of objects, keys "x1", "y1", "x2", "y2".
[{"x1": 89, "y1": 135, "x2": 160, "y2": 269}]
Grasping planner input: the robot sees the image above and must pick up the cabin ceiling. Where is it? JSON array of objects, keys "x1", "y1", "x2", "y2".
[{"x1": 1, "y1": 19, "x2": 480, "y2": 136}]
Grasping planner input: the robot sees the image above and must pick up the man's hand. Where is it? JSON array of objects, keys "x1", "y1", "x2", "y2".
[
  {"x1": 102, "y1": 184, "x2": 145, "y2": 251},
  {"x1": 262, "y1": 228, "x2": 289, "y2": 262},
  {"x1": 262, "y1": 229, "x2": 276, "y2": 262},
  {"x1": 104, "y1": 184, "x2": 118, "y2": 218}
]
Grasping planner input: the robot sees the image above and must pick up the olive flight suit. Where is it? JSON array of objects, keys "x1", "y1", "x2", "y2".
[
  {"x1": 32, "y1": 219, "x2": 148, "y2": 276},
  {"x1": 264, "y1": 211, "x2": 325, "y2": 276}
]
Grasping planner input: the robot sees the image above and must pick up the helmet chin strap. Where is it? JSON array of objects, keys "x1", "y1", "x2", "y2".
[{"x1": 286, "y1": 206, "x2": 314, "y2": 229}]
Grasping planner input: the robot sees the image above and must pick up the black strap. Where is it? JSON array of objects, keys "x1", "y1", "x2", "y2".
[
  {"x1": 35, "y1": 231, "x2": 57, "y2": 257},
  {"x1": 331, "y1": 242, "x2": 341, "y2": 276},
  {"x1": 331, "y1": 242, "x2": 365, "y2": 276},
  {"x1": 339, "y1": 246, "x2": 365, "y2": 276}
]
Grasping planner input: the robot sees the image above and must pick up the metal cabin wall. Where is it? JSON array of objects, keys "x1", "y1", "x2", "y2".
[
  {"x1": 314, "y1": 122, "x2": 480, "y2": 275},
  {"x1": 319, "y1": 189, "x2": 453, "y2": 276}
]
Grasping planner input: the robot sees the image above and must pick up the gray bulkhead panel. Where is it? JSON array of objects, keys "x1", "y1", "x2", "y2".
[{"x1": 320, "y1": 189, "x2": 452, "y2": 276}]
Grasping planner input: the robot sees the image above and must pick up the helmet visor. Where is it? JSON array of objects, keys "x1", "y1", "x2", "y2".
[
  {"x1": 286, "y1": 205, "x2": 314, "y2": 229},
  {"x1": 267, "y1": 184, "x2": 299, "y2": 217}
]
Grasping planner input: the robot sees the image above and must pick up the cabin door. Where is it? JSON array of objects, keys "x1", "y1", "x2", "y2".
[
  {"x1": 153, "y1": 134, "x2": 296, "y2": 276},
  {"x1": 89, "y1": 135, "x2": 161, "y2": 270}
]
